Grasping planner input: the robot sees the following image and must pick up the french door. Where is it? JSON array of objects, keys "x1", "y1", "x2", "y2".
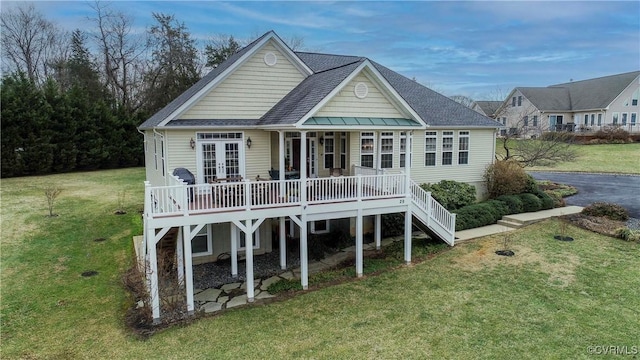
[{"x1": 197, "y1": 141, "x2": 242, "y2": 183}]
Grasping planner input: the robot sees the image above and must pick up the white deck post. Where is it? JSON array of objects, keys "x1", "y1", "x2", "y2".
[
  {"x1": 300, "y1": 214, "x2": 308, "y2": 290},
  {"x1": 182, "y1": 225, "x2": 194, "y2": 314},
  {"x1": 176, "y1": 227, "x2": 184, "y2": 285},
  {"x1": 279, "y1": 217, "x2": 286, "y2": 270},
  {"x1": 300, "y1": 131, "x2": 307, "y2": 204},
  {"x1": 230, "y1": 223, "x2": 238, "y2": 277},
  {"x1": 147, "y1": 231, "x2": 160, "y2": 322},
  {"x1": 245, "y1": 219, "x2": 255, "y2": 302},
  {"x1": 404, "y1": 208, "x2": 412, "y2": 264},
  {"x1": 375, "y1": 214, "x2": 381, "y2": 250},
  {"x1": 279, "y1": 131, "x2": 285, "y2": 197},
  {"x1": 356, "y1": 209, "x2": 363, "y2": 277}
]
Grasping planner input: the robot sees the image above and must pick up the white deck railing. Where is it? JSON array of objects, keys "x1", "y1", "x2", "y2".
[{"x1": 410, "y1": 180, "x2": 456, "y2": 244}]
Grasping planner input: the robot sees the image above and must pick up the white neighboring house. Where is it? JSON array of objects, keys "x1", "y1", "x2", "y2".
[
  {"x1": 137, "y1": 31, "x2": 501, "y2": 321},
  {"x1": 495, "y1": 71, "x2": 640, "y2": 138}
]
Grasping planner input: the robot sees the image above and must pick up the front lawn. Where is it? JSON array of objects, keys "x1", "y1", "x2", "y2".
[
  {"x1": 497, "y1": 140, "x2": 640, "y2": 174},
  {"x1": 1, "y1": 169, "x2": 638, "y2": 358}
]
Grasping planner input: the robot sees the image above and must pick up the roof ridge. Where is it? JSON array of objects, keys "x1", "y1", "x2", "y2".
[
  {"x1": 294, "y1": 50, "x2": 361, "y2": 58},
  {"x1": 313, "y1": 58, "x2": 365, "y2": 74},
  {"x1": 550, "y1": 70, "x2": 640, "y2": 87}
]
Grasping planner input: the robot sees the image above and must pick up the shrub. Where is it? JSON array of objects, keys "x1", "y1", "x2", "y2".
[
  {"x1": 420, "y1": 180, "x2": 476, "y2": 211},
  {"x1": 382, "y1": 213, "x2": 405, "y2": 237},
  {"x1": 539, "y1": 131, "x2": 576, "y2": 143},
  {"x1": 534, "y1": 191, "x2": 555, "y2": 210},
  {"x1": 593, "y1": 126, "x2": 631, "y2": 143},
  {"x1": 582, "y1": 202, "x2": 629, "y2": 221},
  {"x1": 524, "y1": 174, "x2": 539, "y2": 194},
  {"x1": 518, "y1": 193, "x2": 542, "y2": 212},
  {"x1": 484, "y1": 160, "x2": 529, "y2": 198},
  {"x1": 496, "y1": 195, "x2": 524, "y2": 214},
  {"x1": 615, "y1": 228, "x2": 640, "y2": 242},
  {"x1": 454, "y1": 200, "x2": 509, "y2": 231},
  {"x1": 545, "y1": 190, "x2": 566, "y2": 208}
]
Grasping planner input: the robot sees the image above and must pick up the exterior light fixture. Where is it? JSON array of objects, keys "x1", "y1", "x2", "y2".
[
  {"x1": 190, "y1": 137, "x2": 195, "y2": 150},
  {"x1": 246, "y1": 137, "x2": 252, "y2": 149}
]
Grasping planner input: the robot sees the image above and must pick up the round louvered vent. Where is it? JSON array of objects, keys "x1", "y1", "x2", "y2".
[
  {"x1": 264, "y1": 52, "x2": 277, "y2": 66},
  {"x1": 354, "y1": 82, "x2": 369, "y2": 99}
]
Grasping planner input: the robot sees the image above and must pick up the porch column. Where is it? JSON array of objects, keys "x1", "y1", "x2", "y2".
[
  {"x1": 300, "y1": 214, "x2": 308, "y2": 290},
  {"x1": 356, "y1": 209, "x2": 363, "y2": 277},
  {"x1": 404, "y1": 131, "x2": 413, "y2": 265},
  {"x1": 245, "y1": 219, "x2": 255, "y2": 302},
  {"x1": 147, "y1": 229, "x2": 161, "y2": 322},
  {"x1": 279, "y1": 217, "x2": 286, "y2": 270},
  {"x1": 278, "y1": 131, "x2": 285, "y2": 197},
  {"x1": 176, "y1": 227, "x2": 184, "y2": 285},
  {"x1": 182, "y1": 225, "x2": 194, "y2": 314},
  {"x1": 375, "y1": 214, "x2": 381, "y2": 250},
  {"x1": 230, "y1": 223, "x2": 238, "y2": 277},
  {"x1": 376, "y1": 130, "x2": 382, "y2": 170},
  {"x1": 300, "y1": 131, "x2": 307, "y2": 204}
]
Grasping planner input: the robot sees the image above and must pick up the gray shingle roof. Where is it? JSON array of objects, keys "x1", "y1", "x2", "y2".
[
  {"x1": 474, "y1": 101, "x2": 502, "y2": 116},
  {"x1": 517, "y1": 71, "x2": 639, "y2": 112},
  {"x1": 140, "y1": 31, "x2": 501, "y2": 130}
]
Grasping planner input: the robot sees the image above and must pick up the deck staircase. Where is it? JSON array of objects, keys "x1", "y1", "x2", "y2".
[{"x1": 409, "y1": 180, "x2": 456, "y2": 246}]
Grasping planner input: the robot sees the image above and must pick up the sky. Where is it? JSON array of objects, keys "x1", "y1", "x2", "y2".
[{"x1": 3, "y1": 1, "x2": 639, "y2": 100}]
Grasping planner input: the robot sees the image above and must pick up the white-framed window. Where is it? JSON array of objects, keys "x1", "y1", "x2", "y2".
[
  {"x1": 590, "y1": 114, "x2": 595, "y2": 126},
  {"x1": 340, "y1": 133, "x2": 347, "y2": 170},
  {"x1": 425, "y1": 131, "x2": 437, "y2": 166},
  {"x1": 598, "y1": 113, "x2": 603, "y2": 126},
  {"x1": 584, "y1": 114, "x2": 589, "y2": 125},
  {"x1": 380, "y1": 132, "x2": 393, "y2": 168},
  {"x1": 238, "y1": 229, "x2": 260, "y2": 250},
  {"x1": 192, "y1": 225, "x2": 212, "y2": 257},
  {"x1": 622, "y1": 113, "x2": 628, "y2": 125},
  {"x1": 523, "y1": 116, "x2": 529, "y2": 127},
  {"x1": 311, "y1": 220, "x2": 330, "y2": 234},
  {"x1": 512, "y1": 97, "x2": 516, "y2": 107},
  {"x1": 631, "y1": 113, "x2": 637, "y2": 125},
  {"x1": 518, "y1": 95, "x2": 522, "y2": 106},
  {"x1": 160, "y1": 136, "x2": 165, "y2": 176},
  {"x1": 153, "y1": 135, "x2": 158, "y2": 170},
  {"x1": 360, "y1": 132, "x2": 375, "y2": 168},
  {"x1": 442, "y1": 131, "x2": 453, "y2": 166},
  {"x1": 533, "y1": 115, "x2": 538, "y2": 127},
  {"x1": 399, "y1": 132, "x2": 407, "y2": 168},
  {"x1": 323, "y1": 132, "x2": 334, "y2": 169},
  {"x1": 612, "y1": 113, "x2": 619, "y2": 124},
  {"x1": 502, "y1": 117, "x2": 507, "y2": 125},
  {"x1": 632, "y1": 88, "x2": 639, "y2": 106},
  {"x1": 458, "y1": 131, "x2": 469, "y2": 165}
]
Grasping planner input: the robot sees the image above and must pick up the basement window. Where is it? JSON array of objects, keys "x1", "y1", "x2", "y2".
[{"x1": 192, "y1": 225, "x2": 212, "y2": 257}]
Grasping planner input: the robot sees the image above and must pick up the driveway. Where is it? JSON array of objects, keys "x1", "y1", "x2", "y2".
[{"x1": 529, "y1": 172, "x2": 640, "y2": 218}]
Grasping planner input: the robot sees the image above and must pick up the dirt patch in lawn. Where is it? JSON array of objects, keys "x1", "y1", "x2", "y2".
[
  {"x1": 453, "y1": 236, "x2": 580, "y2": 288},
  {"x1": 561, "y1": 214, "x2": 626, "y2": 238}
]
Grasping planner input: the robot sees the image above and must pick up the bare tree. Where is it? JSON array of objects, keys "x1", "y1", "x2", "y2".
[
  {"x1": 44, "y1": 184, "x2": 62, "y2": 217},
  {"x1": 1, "y1": 4, "x2": 63, "y2": 83},
  {"x1": 494, "y1": 103, "x2": 577, "y2": 167},
  {"x1": 89, "y1": 1, "x2": 146, "y2": 111},
  {"x1": 450, "y1": 95, "x2": 475, "y2": 108}
]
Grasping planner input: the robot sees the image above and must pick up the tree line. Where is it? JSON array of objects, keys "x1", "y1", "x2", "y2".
[{"x1": 1, "y1": 2, "x2": 248, "y2": 178}]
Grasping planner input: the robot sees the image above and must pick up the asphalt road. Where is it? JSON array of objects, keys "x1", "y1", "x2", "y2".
[{"x1": 529, "y1": 172, "x2": 640, "y2": 218}]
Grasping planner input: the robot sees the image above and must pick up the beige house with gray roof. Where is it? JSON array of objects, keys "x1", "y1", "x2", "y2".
[{"x1": 495, "y1": 71, "x2": 640, "y2": 137}]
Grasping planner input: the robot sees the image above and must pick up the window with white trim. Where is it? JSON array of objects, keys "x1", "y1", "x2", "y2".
[
  {"x1": 360, "y1": 132, "x2": 375, "y2": 167},
  {"x1": 533, "y1": 115, "x2": 538, "y2": 127},
  {"x1": 523, "y1": 116, "x2": 529, "y2": 127},
  {"x1": 631, "y1": 113, "x2": 637, "y2": 125},
  {"x1": 458, "y1": 131, "x2": 469, "y2": 165},
  {"x1": 399, "y1": 132, "x2": 407, "y2": 168},
  {"x1": 323, "y1": 132, "x2": 334, "y2": 169},
  {"x1": 584, "y1": 114, "x2": 589, "y2": 125},
  {"x1": 160, "y1": 136, "x2": 165, "y2": 176},
  {"x1": 511, "y1": 97, "x2": 516, "y2": 107},
  {"x1": 192, "y1": 225, "x2": 212, "y2": 257},
  {"x1": 239, "y1": 230, "x2": 260, "y2": 250},
  {"x1": 622, "y1": 113, "x2": 628, "y2": 125},
  {"x1": 590, "y1": 114, "x2": 595, "y2": 126},
  {"x1": 632, "y1": 88, "x2": 639, "y2": 106},
  {"x1": 518, "y1": 96, "x2": 522, "y2": 106},
  {"x1": 311, "y1": 220, "x2": 330, "y2": 234},
  {"x1": 598, "y1": 114, "x2": 603, "y2": 126},
  {"x1": 153, "y1": 135, "x2": 158, "y2": 170},
  {"x1": 613, "y1": 112, "x2": 619, "y2": 124},
  {"x1": 425, "y1": 131, "x2": 437, "y2": 166},
  {"x1": 380, "y1": 132, "x2": 393, "y2": 168},
  {"x1": 442, "y1": 131, "x2": 453, "y2": 165}
]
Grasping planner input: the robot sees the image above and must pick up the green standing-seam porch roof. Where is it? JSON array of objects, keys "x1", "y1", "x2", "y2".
[{"x1": 304, "y1": 117, "x2": 421, "y2": 127}]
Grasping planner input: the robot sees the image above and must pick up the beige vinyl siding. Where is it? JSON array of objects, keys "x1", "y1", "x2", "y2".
[
  {"x1": 144, "y1": 130, "x2": 166, "y2": 186},
  {"x1": 315, "y1": 73, "x2": 405, "y2": 118},
  {"x1": 180, "y1": 42, "x2": 305, "y2": 120},
  {"x1": 192, "y1": 222, "x2": 272, "y2": 265},
  {"x1": 164, "y1": 129, "x2": 271, "y2": 183}
]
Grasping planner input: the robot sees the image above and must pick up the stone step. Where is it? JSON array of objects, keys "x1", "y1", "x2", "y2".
[{"x1": 496, "y1": 219, "x2": 523, "y2": 229}]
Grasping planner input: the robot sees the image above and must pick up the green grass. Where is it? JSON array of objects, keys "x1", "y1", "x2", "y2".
[
  {"x1": 2, "y1": 168, "x2": 639, "y2": 359},
  {"x1": 497, "y1": 140, "x2": 640, "y2": 174}
]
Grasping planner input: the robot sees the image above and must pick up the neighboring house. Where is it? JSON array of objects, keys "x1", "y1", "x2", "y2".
[
  {"x1": 495, "y1": 71, "x2": 640, "y2": 137},
  {"x1": 472, "y1": 100, "x2": 502, "y2": 118},
  {"x1": 138, "y1": 31, "x2": 501, "y2": 321}
]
